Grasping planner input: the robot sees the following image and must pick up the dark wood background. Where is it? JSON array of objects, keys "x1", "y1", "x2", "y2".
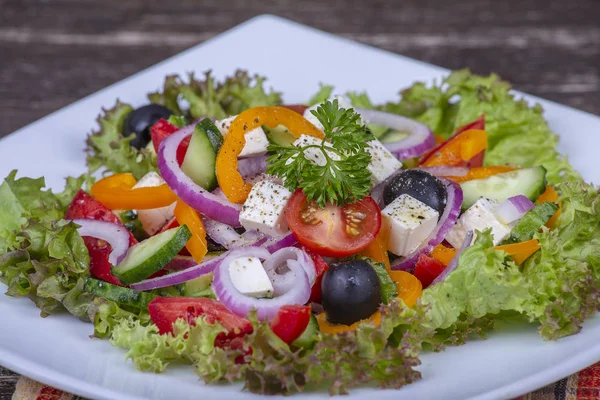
[{"x1": 1, "y1": 0, "x2": 599, "y2": 398}]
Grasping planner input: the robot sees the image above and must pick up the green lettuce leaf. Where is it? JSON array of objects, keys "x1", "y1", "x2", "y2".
[
  {"x1": 382, "y1": 70, "x2": 579, "y2": 183},
  {"x1": 148, "y1": 70, "x2": 282, "y2": 120},
  {"x1": 307, "y1": 84, "x2": 334, "y2": 106},
  {"x1": 85, "y1": 101, "x2": 156, "y2": 179}
]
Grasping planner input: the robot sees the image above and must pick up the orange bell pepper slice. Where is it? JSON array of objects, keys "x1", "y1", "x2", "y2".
[
  {"x1": 446, "y1": 166, "x2": 516, "y2": 183},
  {"x1": 359, "y1": 219, "x2": 391, "y2": 271},
  {"x1": 430, "y1": 244, "x2": 457, "y2": 266},
  {"x1": 494, "y1": 239, "x2": 541, "y2": 265},
  {"x1": 91, "y1": 173, "x2": 177, "y2": 210},
  {"x1": 388, "y1": 270, "x2": 423, "y2": 308},
  {"x1": 536, "y1": 185, "x2": 560, "y2": 228},
  {"x1": 316, "y1": 311, "x2": 382, "y2": 335},
  {"x1": 174, "y1": 201, "x2": 208, "y2": 263},
  {"x1": 216, "y1": 106, "x2": 324, "y2": 204},
  {"x1": 421, "y1": 129, "x2": 488, "y2": 167}
]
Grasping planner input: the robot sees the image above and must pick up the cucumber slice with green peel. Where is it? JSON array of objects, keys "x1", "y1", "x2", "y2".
[
  {"x1": 182, "y1": 273, "x2": 214, "y2": 296},
  {"x1": 367, "y1": 124, "x2": 388, "y2": 138},
  {"x1": 264, "y1": 125, "x2": 296, "y2": 146},
  {"x1": 181, "y1": 121, "x2": 222, "y2": 190},
  {"x1": 292, "y1": 314, "x2": 319, "y2": 350},
  {"x1": 188, "y1": 287, "x2": 216, "y2": 299},
  {"x1": 197, "y1": 118, "x2": 223, "y2": 153},
  {"x1": 460, "y1": 166, "x2": 547, "y2": 211},
  {"x1": 359, "y1": 256, "x2": 398, "y2": 304},
  {"x1": 501, "y1": 202, "x2": 559, "y2": 245},
  {"x1": 112, "y1": 225, "x2": 192, "y2": 285},
  {"x1": 83, "y1": 277, "x2": 156, "y2": 308},
  {"x1": 379, "y1": 130, "x2": 410, "y2": 144}
]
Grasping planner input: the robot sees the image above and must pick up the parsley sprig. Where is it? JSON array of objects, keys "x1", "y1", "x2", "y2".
[{"x1": 266, "y1": 100, "x2": 373, "y2": 207}]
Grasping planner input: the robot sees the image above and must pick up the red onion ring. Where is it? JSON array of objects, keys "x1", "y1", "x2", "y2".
[
  {"x1": 238, "y1": 155, "x2": 268, "y2": 179},
  {"x1": 416, "y1": 166, "x2": 469, "y2": 178},
  {"x1": 163, "y1": 255, "x2": 199, "y2": 271},
  {"x1": 356, "y1": 108, "x2": 436, "y2": 159},
  {"x1": 263, "y1": 232, "x2": 298, "y2": 253},
  {"x1": 157, "y1": 124, "x2": 242, "y2": 227},
  {"x1": 263, "y1": 247, "x2": 316, "y2": 288},
  {"x1": 391, "y1": 178, "x2": 463, "y2": 271},
  {"x1": 431, "y1": 230, "x2": 473, "y2": 286},
  {"x1": 71, "y1": 219, "x2": 130, "y2": 265},
  {"x1": 213, "y1": 247, "x2": 311, "y2": 320},
  {"x1": 494, "y1": 195, "x2": 535, "y2": 225},
  {"x1": 202, "y1": 217, "x2": 265, "y2": 249}
]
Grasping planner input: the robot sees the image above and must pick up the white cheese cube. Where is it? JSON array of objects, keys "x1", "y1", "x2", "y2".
[
  {"x1": 133, "y1": 172, "x2": 176, "y2": 235},
  {"x1": 291, "y1": 134, "x2": 339, "y2": 167},
  {"x1": 366, "y1": 139, "x2": 402, "y2": 186},
  {"x1": 239, "y1": 180, "x2": 292, "y2": 237},
  {"x1": 216, "y1": 115, "x2": 270, "y2": 158},
  {"x1": 445, "y1": 198, "x2": 511, "y2": 248},
  {"x1": 303, "y1": 95, "x2": 362, "y2": 131},
  {"x1": 382, "y1": 194, "x2": 439, "y2": 257},
  {"x1": 228, "y1": 256, "x2": 274, "y2": 298}
]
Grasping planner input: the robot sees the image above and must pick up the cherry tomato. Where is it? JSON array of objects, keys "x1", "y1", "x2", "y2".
[
  {"x1": 285, "y1": 190, "x2": 381, "y2": 257},
  {"x1": 283, "y1": 104, "x2": 309, "y2": 115},
  {"x1": 297, "y1": 246, "x2": 329, "y2": 303},
  {"x1": 269, "y1": 305, "x2": 311, "y2": 344},
  {"x1": 150, "y1": 118, "x2": 190, "y2": 166},
  {"x1": 413, "y1": 254, "x2": 446, "y2": 288}
]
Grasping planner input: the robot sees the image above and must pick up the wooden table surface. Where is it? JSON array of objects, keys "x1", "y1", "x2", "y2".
[{"x1": 1, "y1": 0, "x2": 599, "y2": 398}]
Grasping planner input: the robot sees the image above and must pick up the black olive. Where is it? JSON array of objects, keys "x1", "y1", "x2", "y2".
[
  {"x1": 321, "y1": 260, "x2": 382, "y2": 325},
  {"x1": 383, "y1": 169, "x2": 447, "y2": 215},
  {"x1": 124, "y1": 104, "x2": 173, "y2": 149}
]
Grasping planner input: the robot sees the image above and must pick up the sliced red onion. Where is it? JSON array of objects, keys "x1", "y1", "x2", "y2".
[
  {"x1": 263, "y1": 247, "x2": 316, "y2": 288},
  {"x1": 494, "y1": 196, "x2": 535, "y2": 226},
  {"x1": 370, "y1": 167, "x2": 403, "y2": 208},
  {"x1": 157, "y1": 124, "x2": 242, "y2": 227},
  {"x1": 356, "y1": 108, "x2": 436, "y2": 159},
  {"x1": 163, "y1": 255, "x2": 198, "y2": 271},
  {"x1": 416, "y1": 166, "x2": 469, "y2": 178},
  {"x1": 71, "y1": 219, "x2": 130, "y2": 265},
  {"x1": 431, "y1": 230, "x2": 473, "y2": 286},
  {"x1": 263, "y1": 232, "x2": 298, "y2": 253},
  {"x1": 202, "y1": 216, "x2": 265, "y2": 249},
  {"x1": 391, "y1": 178, "x2": 463, "y2": 271},
  {"x1": 238, "y1": 155, "x2": 268, "y2": 179},
  {"x1": 213, "y1": 247, "x2": 310, "y2": 320}
]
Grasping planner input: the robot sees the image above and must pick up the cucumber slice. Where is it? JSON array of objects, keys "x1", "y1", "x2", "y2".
[
  {"x1": 460, "y1": 166, "x2": 547, "y2": 211},
  {"x1": 181, "y1": 120, "x2": 223, "y2": 191},
  {"x1": 359, "y1": 256, "x2": 398, "y2": 304},
  {"x1": 182, "y1": 273, "x2": 214, "y2": 296},
  {"x1": 367, "y1": 124, "x2": 388, "y2": 138},
  {"x1": 501, "y1": 202, "x2": 559, "y2": 245},
  {"x1": 112, "y1": 225, "x2": 192, "y2": 285},
  {"x1": 292, "y1": 314, "x2": 319, "y2": 350},
  {"x1": 83, "y1": 277, "x2": 156, "y2": 308},
  {"x1": 378, "y1": 130, "x2": 409, "y2": 144},
  {"x1": 264, "y1": 125, "x2": 296, "y2": 146}
]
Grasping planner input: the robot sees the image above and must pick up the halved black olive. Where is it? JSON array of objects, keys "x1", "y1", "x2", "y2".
[
  {"x1": 124, "y1": 104, "x2": 173, "y2": 149},
  {"x1": 383, "y1": 169, "x2": 447, "y2": 215}
]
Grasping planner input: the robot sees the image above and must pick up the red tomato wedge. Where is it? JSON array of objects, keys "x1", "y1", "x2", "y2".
[
  {"x1": 269, "y1": 305, "x2": 311, "y2": 344},
  {"x1": 413, "y1": 254, "x2": 446, "y2": 288},
  {"x1": 148, "y1": 297, "x2": 253, "y2": 346},
  {"x1": 150, "y1": 118, "x2": 190, "y2": 166},
  {"x1": 65, "y1": 190, "x2": 136, "y2": 286},
  {"x1": 285, "y1": 190, "x2": 381, "y2": 257},
  {"x1": 283, "y1": 104, "x2": 309, "y2": 115},
  {"x1": 297, "y1": 246, "x2": 329, "y2": 303}
]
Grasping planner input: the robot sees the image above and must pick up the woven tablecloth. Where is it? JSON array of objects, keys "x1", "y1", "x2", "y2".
[{"x1": 10, "y1": 363, "x2": 600, "y2": 400}]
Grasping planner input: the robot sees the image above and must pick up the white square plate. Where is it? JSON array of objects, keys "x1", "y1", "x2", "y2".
[{"x1": 1, "y1": 15, "x2": 600, "y2": 400}]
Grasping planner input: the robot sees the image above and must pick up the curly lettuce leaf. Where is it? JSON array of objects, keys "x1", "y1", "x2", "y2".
[
  {"x1": 382, "y1": 70, "x2": 578, "y2": 183},
  {"x1": 307, "y1": 83, "x2": 334, "y2": 106},
  {"x1": 85, "y1": 101, "x2": 156, "y2": 179},
  {"x1": 148, "y1": 70, "x2": 282, "y2": 120}
]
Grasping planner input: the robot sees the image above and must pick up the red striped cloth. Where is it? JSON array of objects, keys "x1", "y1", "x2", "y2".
[{"x1": 12, "y1": 364, "x2": 600, "y2": 399}]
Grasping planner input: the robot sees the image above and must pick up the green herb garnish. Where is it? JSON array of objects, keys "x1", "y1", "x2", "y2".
[{"x1": 266, "y1": 100, "x2": 373, "y2": 207}]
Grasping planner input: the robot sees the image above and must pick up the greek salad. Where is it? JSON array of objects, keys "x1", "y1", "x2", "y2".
[{"x1": 1, "y1": 69, "x2": 599, "y2": 395}]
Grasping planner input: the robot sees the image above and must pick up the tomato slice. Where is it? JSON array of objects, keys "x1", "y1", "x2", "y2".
[
  {"x1": 65, "y1": 190, "x2": 137, "y2": 286},
  {"x1": 269, "y1": 305, "x2": 311, "y2": 344},
  {"x1": 148, "y1": 297, "x2": 253, "y2": 347},
  {"x1": 282, "y1": 104, "x2": 309, "y2": 115},
  {"x1": 150, "y1": 118, "x2": 190, "y2": 166},
  {"x1": 413, "y1": 254, "x2": 446, "y2": 288},
  {"x1": 285, "y1": 190, "x2": 381, "y2": 257},
  {"x1": 297, "y1": 246, "x2": 329, "y2": 303}
]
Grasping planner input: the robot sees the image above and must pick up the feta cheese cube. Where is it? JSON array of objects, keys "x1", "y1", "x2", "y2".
[
  {"x1": 216, "y1": 115, "x2": 270, "y2": 158},
  {"x1": 445, "y1": 198, "x2": 511, "y2": 248},
  {"x1": 303, "y1": 95, "x2": 363, "y2": 131},
  {"x1": 228, "y1": 256, "x2": 274, "y2": 298},
  {"x1": 133, "y1": 172, "x2": 176, "y2": 235},
  {"x1": 239, "y1": 180, "x2": 292, "y2": 237},
  {"x1": 382, "y1": 194, "x2": 439, "y2": 257},
  {"x1": 366, "y1": 139, "x2": 402, "y2": 186},
  {"x1": 291, "y1": 134, "x2": 339, "y2": 166}
]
